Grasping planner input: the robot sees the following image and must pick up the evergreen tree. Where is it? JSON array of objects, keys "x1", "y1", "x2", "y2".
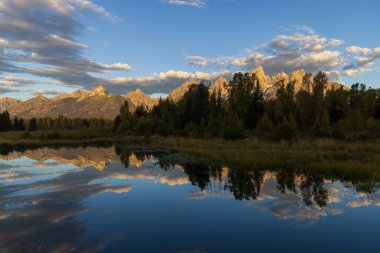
[
  {"x1": 349, "y1": 83, "x2": 377, "y2": 119},
  {"x1": 209, "y1": 89, "x2": 225, "y2": 119},
  {"x1": 222, "y1": 111, "x2": 245, "y2": 140},
  {"x1": 28, "y1": 118, "x2": 38, "y2": 131},
  {"x1": 19, "y1": 118, "x2": 26, "y2": 131},
  {"x1": 13, "y1": 117, "x2": 19, "y2": 131},
  {"x1": 274, "y1": 81, "x2": 296, "y2": 124},
  {"x1": 115, "y1": 101, "x2": 135, "y2": 134},
  {"x1": 296, "y1": 73, "x2": 314, "y2": 129},
  {"x1": 0, "y1": 111, "x2": 11, "y2": 132},
  {"x1": 325, "y1": 88, "x2": 350, "y2": 124},
  {"x1": 113, "y1": 115, "x2": 122, "y2": 133},
  {"x1": 178, "y1": 82, "x2": 209, "y2": 127},
  {"x1": 375, "y1": 91, "x2": 380, "y2": 120},
  {"x1": 134, "y1": 105, "x2": 148, "y2": 118},
  {"x1": 227, "y1": 72, "x2": 256, "y2": 123},
  {"x1": 313, "y1": 71, "x2": 328, "y2": 124},
  {"x1": 246, "y1": 81, "x2": 265, "y2": 129}
]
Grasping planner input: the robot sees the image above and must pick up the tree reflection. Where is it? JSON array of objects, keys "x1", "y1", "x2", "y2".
[
  {"x1": 113, "y1": 147, "x2": 374, "y2": 209},
  {"x1": 300, "y1": 175, "x2": 328, "y2": 207},
  {"x1": 115, "y1": 146, "x2": 131, "y2": 168},
  {"x1": 225, "y1": 170, "x2": 265, "y2": 200},
  {"x1": 276, "y1": 169, "x2": 297, "y2": 194}
]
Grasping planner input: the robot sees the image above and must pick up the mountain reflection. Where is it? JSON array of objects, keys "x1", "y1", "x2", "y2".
[{"x1": 0, "y1": 146, "x2": 380, "y2": 252}]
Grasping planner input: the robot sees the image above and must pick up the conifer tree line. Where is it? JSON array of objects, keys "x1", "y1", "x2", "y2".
[
  {"x1": 114, "y1": 71, "x2": 380, "y2": 140},
  {"x1": 0, "y1": 113, "x2": 112, "y2": 132}
]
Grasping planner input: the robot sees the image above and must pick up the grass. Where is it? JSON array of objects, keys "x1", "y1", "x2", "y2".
[
  {"x1": 150, "y1": 137, "x2": 380, "y2": 182},
  {"x1": 0, "y1": 128, "x2": 150, "y2": 151},
  {"x1": 1, "y1": 131, "x2": 380, "y2": 181}
]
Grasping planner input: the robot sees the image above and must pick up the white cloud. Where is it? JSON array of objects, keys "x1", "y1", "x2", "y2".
[
  {"x1": 163, "y1": 0, "x2": 207, "y2": 8},
  {"x1": 343, "y1": 46, "x2": 380, "y2": 76},
  {"x1": 31, "y1": 89, "x2": 64, "y2": 96},
  {"x1": 186, "y1": 28, "x2": 380, "y2": 79},
  {"x1": 106, "y1": 69, "x2": 232, "y2": 94},
  {"x1": 187, "y1": 30, "x2": 344, "y2": 75},
  {"x1": 0, "y1": 0, "x2": 130, "y2": 92},
  {"x1": 0, "y1": 76, "x2": 64, "y2": 88},
  {"x1": 346, "y1": 46, "x2": 371, "y2": 55},
  {"x1": 324, "y1": 71, "x2": 340, "y2": 81},
  {"x1": 100, "y1": 63, "x2": 132, "y2": 71},
  {"x1": 188, "y1": 56, "x2": 208, "y2": 66},
  {"x1": 343, "y1": 68, "x2": 372, "y2": 76}
]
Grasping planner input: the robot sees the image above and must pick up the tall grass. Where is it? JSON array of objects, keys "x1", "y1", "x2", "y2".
[{"x1": 150, "y1": 137, "x2": 380, "y2": 181}]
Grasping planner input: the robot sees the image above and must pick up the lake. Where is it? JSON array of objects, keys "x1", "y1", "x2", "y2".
[{"x1": 0, "y1": 146, "x2": 379, "y2": 253}]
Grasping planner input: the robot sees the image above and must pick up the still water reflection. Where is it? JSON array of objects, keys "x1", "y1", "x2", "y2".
[{"x1": 0, "y1": 147, "x2": 379, "y2": 253}]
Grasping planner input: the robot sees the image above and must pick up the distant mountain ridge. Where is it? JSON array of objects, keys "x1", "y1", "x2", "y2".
[
  {"x1": 0, "y1": 67, "x2": 348, "y2": 119},
  {"x1": 0, "y1": 85, "x2": 159, "y2": 119}
]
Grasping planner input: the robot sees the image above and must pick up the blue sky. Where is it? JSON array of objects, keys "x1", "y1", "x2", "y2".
[{"x1": 0, "y1": 0, "x2": 379, "y2": 99}]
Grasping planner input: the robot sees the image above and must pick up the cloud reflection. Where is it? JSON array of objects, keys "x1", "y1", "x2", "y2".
[{"x1": 0, "y1": 147, "x2": 379, "y2": 252}]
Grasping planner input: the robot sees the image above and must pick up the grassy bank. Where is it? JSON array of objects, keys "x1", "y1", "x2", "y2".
[
  {"x1": 1, "y1": 131, "x2": 380, "y2": 181},
  {"x1": 148, "y1": 137, "x2": 380, "y2": 182},
  {"x1": 0, "y1": 129, "x2": 149, "y2": 150}
]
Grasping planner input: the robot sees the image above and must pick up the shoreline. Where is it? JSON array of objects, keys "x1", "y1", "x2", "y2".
[{"x1": 1, "y1": 132, "x2": 379, "y2": 182}]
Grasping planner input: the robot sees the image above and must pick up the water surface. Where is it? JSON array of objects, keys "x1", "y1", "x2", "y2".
[{"x1": 0, "y1": 146, "x2": 379, "y2": 253}]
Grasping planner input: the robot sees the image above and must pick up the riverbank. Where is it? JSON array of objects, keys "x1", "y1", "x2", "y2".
[
  {"x1": 156, "y1": 137, "x2": 380, "y2": 179},
  {"x1": 1, "y1": 130, "x2": 379, "y2": 182}
]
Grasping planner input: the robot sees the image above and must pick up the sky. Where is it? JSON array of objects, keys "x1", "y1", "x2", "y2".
[{"x1": 0, "y1": 0, "x2": 379, "y2": 100}]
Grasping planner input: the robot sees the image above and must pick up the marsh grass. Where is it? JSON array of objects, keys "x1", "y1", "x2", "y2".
[
  {"x1": 151, "y1": 137, "x2": 380, "y2": 181},
  {"x1": 1, "y1": 132, "x2": 380, "y2": 181}
]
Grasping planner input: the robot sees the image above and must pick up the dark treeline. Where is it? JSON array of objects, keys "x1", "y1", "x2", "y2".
[
  {"x1": 116, "y1": 148, "x2": 377, "y2": 207},
  {"x1": 0, "y1": 113, "x2": 113, "y2": 132},
  {"x1": 114, "y1": 71, "x2": 380, "y2": 140}
]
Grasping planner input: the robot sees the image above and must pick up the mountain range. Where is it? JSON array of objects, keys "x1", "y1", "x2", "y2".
[{"x1": 0, "y1": 67, "x2": 348, "y2": 119}]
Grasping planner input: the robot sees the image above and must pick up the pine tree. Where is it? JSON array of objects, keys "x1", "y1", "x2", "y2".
[
  {"x1": 325, "y1": 88, "x2": 349, "y2": 124},
  {"x1": 275, "y1": 81, "x2": 296, "y2": 124},
  {"x1": 313, "y1": 71, "x2": 328, "y2": 124},
  {"x1": 13, "y1": 117, "x2": 19, "y2": 131},
  {"x1": 19, "y1": 118, "x2": 26, "y2": 131},
  {"x1": 113, "y1": 115, "x2": 122, "y2": 133},
  {"x1": 246, "y1": 81, "x2": 265, "y2": 129},
  {"x1": 0, "y1": 111, "x2": 12, "y2": 132},
  {"x1": 28, "y1": 118, "x2": 38, "y2": 131}
]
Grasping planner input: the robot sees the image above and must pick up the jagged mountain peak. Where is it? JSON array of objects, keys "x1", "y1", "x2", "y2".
[
  {"x1": 213, "y1": 77, "x2": 228, "y2": 83},
  {"x1": 209, "y1": 77, "x2": 229, "y2": 97},
  {"x1": 127, "y1": 88, "x2": 145, "y2": 96},
  {"x1": 252, "y1": 66, "x2": 266, "y2": 76},
  {"x1": 90, "y1": 85, "x2": 109, "y2": 96},
  {"x1": 29, "y1": 95, "x2": 48, "y2": 101},
  {"x1": 0, "y1": 67, "x2": 348, "y2": 119},
  {"x1": 290, "y1": 69, "x2": 306, "y2": 78},
  {"x1": 251, "y1": 66, "x2": 271, "y2": 90},
  {"x1": 275, "y1": 71, "x2": 289, "y2": 78},
  {"x1": 0, "y1": 97, "x2": 21, "y2": 112},
  {"x1": 169, "y1": 79, "x2": 198, "y2": 102},
  {"x1": 125, "y1": 88, "x2": 158, "y2": 110}
]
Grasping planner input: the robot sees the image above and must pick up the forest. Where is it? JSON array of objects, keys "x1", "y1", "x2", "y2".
[
  {"x1": 113, "y1": 71, "x2": 380, "y2": 140},
  {"x1": 1, "y1": 71, "x2": 380, "y2": 141},
  {"x1": 0, "y1": 113, "x2": 112, "y2": 132}
]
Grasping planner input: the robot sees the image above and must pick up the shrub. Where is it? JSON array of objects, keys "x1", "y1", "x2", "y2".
[
  {"x1": 222, "y1": 112, "x2": 245, "y2": 140},
  {"x1": 275, "y1": 121, "x2": 296, "y2": 140}
]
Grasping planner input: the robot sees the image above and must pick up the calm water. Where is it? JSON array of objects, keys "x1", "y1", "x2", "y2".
[{"x1": 0, "y1": 146, "x2": 379, "y2": 253}]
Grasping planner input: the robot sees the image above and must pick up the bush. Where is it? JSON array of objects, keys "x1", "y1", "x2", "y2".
[
  {"x1": 222, "y1": 112, "x2": 245, "y2": 140},
  {"x1": 206, "y1": 116, "x2": 222, "y2": 137},
  {"x1": 275, "y1": 121, "x2": 296, "y2": 140},
  {"x1": 135, "y1": 117, "x2": 154, "y2": 137},
  {"x1": 256, "y1": 115, "x2": 274, "y2": 133},
  {"x1": 311, "y1": 122, "x2": 330, "y2": 138},
  {"x1": 21, "y1": 132, "x2": 30, "y2": 139}
]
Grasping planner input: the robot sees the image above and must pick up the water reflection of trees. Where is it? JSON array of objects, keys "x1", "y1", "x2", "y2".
[
  {"x1": 225, "y1": 170, "x2": 264, "y2": 201},
  {"x1": 115, "y1": 147, "x2": 337, "y2": 208}
]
